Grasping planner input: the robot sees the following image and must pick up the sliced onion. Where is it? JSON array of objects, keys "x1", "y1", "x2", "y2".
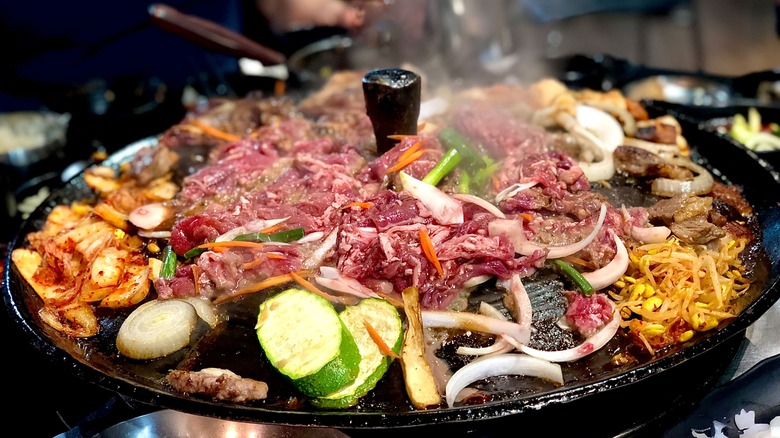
[
  {"x1": 399, "y1": 171, "x2": 464, "y2": 225},
  {"x1": 175, "y1": 296, "x2": 220, "y2": 328},
  {"x1": 547, "y1": 203, "x2": 607, "y2": 258},
  {"x1": 630, "y1": 225, "x2": 671, "y2": 243},
  {"x1": 315, "y1": 266, "x2": 379, "y2": 298},
  {"x1": 137, "y1": 230, "x2": 172, "y2": 239},
  {"x1": 445, "y1": 354, "x2": 563, "y2": 407},
  {"x1": 514, "y1": 304, "x2": 620, "y2": 362},
  {"x1": 489, "y1": 204, "x2": 607, "y2": 259},
  {"x1": 453, "y1": 193, "x2": 506, "y2": 218},
  {"x1": 302, "y1": 227, "x2": 338, "y2": 270},
  {"x1": 651, "y1": 158, "x2": 714, "y2": 197},
  {"x1": 116, "y1": 299, "x2": 198, "y2": 360},
  {"x1": 418, "y1": 96, "x2": 449, "y2": 121},
  {"x1": 478, "y1": 302, "x2": 507, "y2": 320},
  {"x1": 579, "y1": 153, "x2": 615, "y2": 182},
  {"x1": 581, "y1": 100, "x2": 637, "y2": 136},
  {"x1": 128, "y1": 202, "x2": 173, "y2": 230},
  {"x1": 576, "y1": 105, "x2": 624, "y2": 153},
  {"x1": 462, "y1": 275, "x2": 493, "y2": 289},
  {"x1": 295, "y1": 231, "x2": 324, "y2": 244},
  {"x1": 581, "y1": 231, "x2": 629, "y2": 290},
  {"x1": 494, "y1": 182, "x2": 538, "y2": 204},
  {"x1": 421, "y1": 310, "x2": 530, "y2": 345},
  {"x1": 215, "y1": 217, "x2": 290, "y2": 242},
  {"x1": 456, "y1": 338, "x2": 513, "y2": 356},
  {"x1": 745, "y1": 131, "x2": 780, "y2": 152},
  {"x1": 510, "y1": 274, "x2": 533, "y2": 343}
]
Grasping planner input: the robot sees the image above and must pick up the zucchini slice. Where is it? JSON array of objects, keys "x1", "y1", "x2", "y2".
[
  {"x1": 312, "y1": 298, "x2": 403, "y2": 409},
  {"x1": 256, "y1": 288, "x2": 361, "y2": 397}
]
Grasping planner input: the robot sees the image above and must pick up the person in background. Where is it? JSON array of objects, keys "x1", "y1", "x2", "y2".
[{"x1": 0, "y1": 0, "x2": 374, "y2": 112}]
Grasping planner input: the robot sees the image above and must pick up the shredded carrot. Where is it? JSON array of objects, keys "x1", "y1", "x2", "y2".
[
  {"x1": 519, "y1": 213, "x2": 534, "y2": 222},
  {"x1": 340, "y1": 201, "x2": 374, "y2": 210},
  {"x1": 259, "y1": 223, "x2": 285, "y2": 234},
  {"x1": 363, "y1": 319, "x2": 401, "y2": 359},
  {"x1": 386, "y1": 150, "x2": 424, "y2": 174},
  {"x1": 399, "y1": 140, "x2": 425, "y2": 162},
  {"x1": 265, "y1": 252, "x2": 287, "y2": 260},
  {"x1": 419, "y1": 228, "x2": 443, "y2": 275},
  {"x1": 197, "y1": 241, "x2": 265, "y2": 250},
  {"x1": 190, "y1": 119, "x2": 241, "y2": 143},
  {"x1": 215, "y1": 273, "x2": 293, "y2": 304},
  {"x1": 561, "y1": 255, "x2": 593, "y2": 269},
  {"x1": 191, "y1": 265, "x2": 200, "y2": 295},
  {"x1": 211, "y1": 246, "x2": 229, "y2": 253},
  {"x1": 387, "y1": 134, "x2": 418, "y2": 140},
  {"x1": 242, "y1": 259, "x2": 263, "y2": 270},
  {"x1": 417, "y1": 121, "x2": 427, "y2": 131},
  {"x1": 373, "y1": 291, "x2": 404, "y2": 309},
  {"x1": 290, "y1": 271, "x2": 346, "y2": 303},
  {"x1": 274, "y1": 80, "x2": 286, "y2": 97}
]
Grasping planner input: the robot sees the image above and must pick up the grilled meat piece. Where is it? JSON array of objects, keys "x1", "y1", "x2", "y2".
[
  {"x1": 166, "y1": 368, "x2": 268, "y2": 402},
  {"x1": 613, "y1": 145, "x2": 693, "y2": 180}
]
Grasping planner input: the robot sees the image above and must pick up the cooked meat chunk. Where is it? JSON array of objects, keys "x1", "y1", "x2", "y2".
[
  {"x1": 614, "y1": 146, "x2": 693, "y2": 180},
  {"x1": 669, "y1": 220, "x2": 725, "y2": 245},
  {"x1": 128, "y1": 145, "x2": 180, "y2": 185},
  {"x1": 634, "y1": 118, "x2": 678, "y2": 144},
  {"x1": 647, "y1": 194, "x2": 726, "y2": 244},
  {"x1": 709, "y1": 182, "x2": 753, "y2": 217},
  {"x1": 166, "y1": 368, "x2": 268, "y2": 402}
]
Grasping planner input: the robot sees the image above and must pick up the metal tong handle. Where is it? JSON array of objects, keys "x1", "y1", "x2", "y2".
[{"x1": 148, "y1": 3, "x2": 286, "y2": 66}]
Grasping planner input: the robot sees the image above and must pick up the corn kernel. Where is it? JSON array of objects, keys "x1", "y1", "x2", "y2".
[
  {"x1": 703, "y1": 318, "x2": 719, "y2": 331},
  {"x1": 147, "y1": 242, "x2": 161, "y2": 254},
  {"x1": 692, "y1": 312, "x2": 705, "y2": 330},
  {"x1": 643, "y1": 324, "x2": 666, "y2": 336},
  {"x1": 678, "y1": 330, "x2": 694, "y2": 342},
  {"x1": 695, "y1": 302, "x2": 709, "y2": 308},
  {"x1": 642, "y1": 284, "x2": 655, "y2": 298},
  {"x1": 624, "y1": 276, "x2": 637, "y2": 284},
  {"x1": 642, "y1": 297, "x2": 663, "y2": 312},
  {"x1": 614, "y1": 280, "x2": 626, "y2": 288},
  {"x1": 114, "y1": 229, "x2": 126, "y2": 240}
]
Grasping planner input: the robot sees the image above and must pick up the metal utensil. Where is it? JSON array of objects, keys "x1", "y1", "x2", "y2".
[{"x1": 148, "y1": 3, "x2": 286, "y2": 67}]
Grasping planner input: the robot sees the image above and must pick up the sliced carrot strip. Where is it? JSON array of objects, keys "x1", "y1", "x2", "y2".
[
  {"x1": 385, "y1": 150, "x2": 424, "y2": 174},
  {"x1": 265, "y1": 252, "x2": 287, "y2": 260},
  {"x1": 519, "y1": 213, "x2": 534, "y2": 222},
  {"x1": 259, "y1": 223, "x2": 284, "y2": 234},
  {"x1": 398, "y1": 140, "x2": 425, "y2": 163},
  {"x1": 214, "y1": 273, "x2": 293, "y2": 304},
  {"x1": 419, "y1": 228, "x2": 443, "y2": 276},
  {"x1": 417, "y1": 121, "x2": 427, "y2": 131},
  {"x1": 340, "y1": 201, "x2": 374, "y2": 210},
  {"x1": 387, "y1": 134, "x2": 418, "y2": 141},
  {"x1": 274, "y1": 80, "x2": 286, "y2": 97},
  {"x1": 190, "y1": 119, "x2": 242, "y2": 143},
  {"x1": 289, "y1": 271, "x2": 346, "y2": 304},
  {"x1": 363, "y1": 319, "x2": 401, "y2": 359},
  {"x1": 197, "y1": 241, "x2": 265, "y2": 250},
  {"x1": 374, "y1": 291, "x2": 404, "y2": 309}
]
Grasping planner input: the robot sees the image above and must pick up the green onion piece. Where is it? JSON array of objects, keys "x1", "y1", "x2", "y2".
[
  {"x1": 234, "y1": 227, "x2": 305, "y2": 243},
  {"x1": 160, "y1": 245, "x2": 177, "y2": 278},
  {"x1": 458, "y1": 171, "x2": 471, "y2": 194},
  {"x1": 548, "y1": 259, "x2": 594, "y2": 296},
  {"x1": 183, "y1": 247, "x2": 205, "y2": 259},
  {"x1": 184, "y1": 227, "x2": 306, "y2": 259},
  {"x1": 422, "y1": 147, "x2": 462, "y2": 186},
  {"x1": 438, "y1": 127, "x2": 482, "y2": 169}
]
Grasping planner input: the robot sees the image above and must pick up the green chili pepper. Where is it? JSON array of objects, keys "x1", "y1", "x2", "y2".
[
  {"x1": 159, "y1": 245, "x2": 177, "y2": 278},
  {"x1": 234, "y1": 227, "x2": 305, "y2": 243},
  {"x1": 548, "y1": 259, "x2": 594, "y2": 296}
]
